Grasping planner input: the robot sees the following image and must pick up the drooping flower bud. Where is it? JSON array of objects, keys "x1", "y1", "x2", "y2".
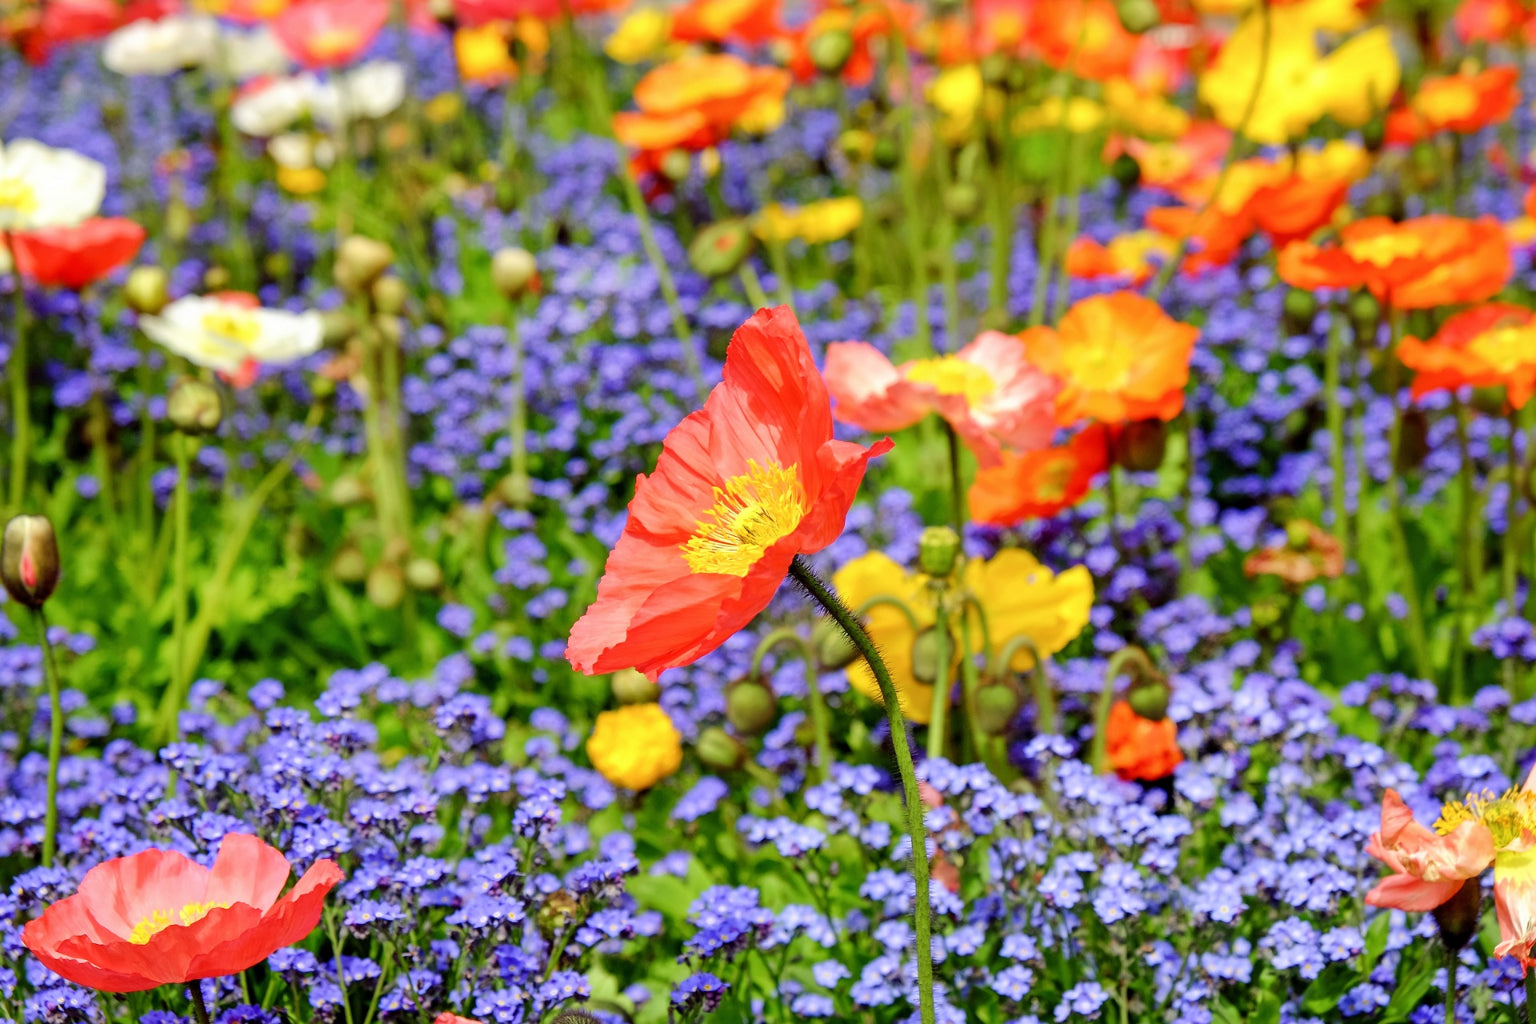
[
  {"x1": 1126, "y1": 671, "x2": 1171, "y2": 722},
  {"x1": 975, "y1": 680, "x2": 1022, "y2": 736},
  {"x1": 660, "y1": 149, "x2": 693, "y2": 182},
  {"x1": 726, "y1": 677, "x2": 778, "y2": 735},
  {"x1": 1432, "y1": 876, "x2": 1482, "y2": 952},
  {"x1": 491, "y1": 247, "x2": 540, "y2": 299},
  {"x1": 1114, "y1": 0, "x2": 1159, "y2": 33},
  {"x1": 2, "y1": 514, "x2": 60, "y2": 608},
  {"x1": 1111, "y1": 420, "x2": 1167, "y2": 473},
  {"x1": 688, "y1": 220, "x2": 755, "y2": 279},
  {"x1": 1109, "y1": 152, "x2": 1141, "y2": 193},
  {"x1": 372, "y1": 275, "x2": 408, "y2": 315},
  {"x1": 808, "y1": 29, "x2": 853, "y2": 75},
  {"x1": 404, "y1": 557, "x2": 443, "y2": 591},
  {"x1": 696, "y1": 726, "x2": 747, "y2": 771},
  {"x1": 611, "y1": 667, "x2": 661, "y2": 705},
  {"x1": 910, "y1": 627, "x2": 949, "y2": 684},
  {"x1": 336, "y1": 235, "x2": 395, "y2": 295},
  {"x1": 1395, "y1": 407, "x2": 1430, "y2": 472},
  {"x1": 330, "y1": 542, "x2": 368, "y2": 583},
  {"x1": 365, "y1": 561, "x2": 405, "y2": 609},
  {"x1": 1282, "y1": 288, "x2": 1317, "y2": 334},
  {"x1": 944, "y1": 182, "x2": 980, "y2": 222},
  {"x1": 124, "y1": 265, "x2": 170, "y2": 315},
  {"x1": 918, "y1": 526, "x2": 960, "y2": 578},
  {"x1": 536, "y1": 890, "x2": 578, "y2": 935},
  {"x1": 811, "y1": 617, "x2": 859, "y2": 669},
  {"x1": 166, "y1": 378, "x2": 224, "y2": 436}
]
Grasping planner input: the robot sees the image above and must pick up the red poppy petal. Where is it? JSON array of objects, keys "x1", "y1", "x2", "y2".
[{"x1": 183, "y1": 859, "x2": 343, "y2": 979}]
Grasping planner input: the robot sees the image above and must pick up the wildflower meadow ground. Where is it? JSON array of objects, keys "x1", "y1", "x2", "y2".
[{"x1": 5, "y1": 0, "x2": 1536, "y2": 1022}]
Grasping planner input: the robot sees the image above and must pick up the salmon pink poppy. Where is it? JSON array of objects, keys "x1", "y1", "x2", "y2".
[
  {"x1": 11, "y1": 217, "x2": 145, "y2": 290},
  {"x1": 1364, "y1": 790, "x2": 1495, "y2": 913},
  {"x1": 968, "y1": 424, "x2": 1108, "y2": 525},
  {"x1": 22, "y1": 832, "x2": 342, "y2": 992},
  {"x1": 1398, "y1": 304, "x2": 1536, "y2": 409},
  {"x1": 824, "y1": 332, "x2": 1060, "y2": 468},
  {"x1": 272, "y1": 0, "x2": 387, "y2": 68},
  {"x1": 1018, "y1": 292, "x2": 1199, "y2": 426},
  {"x1": 565, "y1": 306, "x2": 892, "y2": 680}
]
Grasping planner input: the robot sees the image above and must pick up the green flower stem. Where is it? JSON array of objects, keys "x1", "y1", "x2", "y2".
[
  {"x1": 34, "y1": 607, "x2": 61, "y2": 867},
  {"x1": 1382, "y1": 307, "x2": 1434, "y2": 683},
  {"x1": 9, "y1": 274, "x2": 29, "y2": 513},
  {"x1": 888, "y1": 34, "x2": 930, "y2": 353},
  {"x1": 1324, "y1": 308, "x2": 1349, "y2": 564},
  {"x1": 165, "y1": 432, "x2": 193, "y2": 743},
  {"x1": 379, "y1": 315, "x2": 414, "y2": 547},
  {"x1": 1090, "y1": 646, "x2": 1157, "y2": 773},
  {"x1": 748, "y1": 627, "x2": 832, "y2": 783},
  {"x1": 1050, "y1": 130, "x2": 1083, "y2": 324},
  {"x1": 854, "y1": 594, "x2": 924, "y2": 634},
  {"x1": 1445, "y1": 946, "x2": 1457, "y2": 1024},
  {"x1": 506, "y1": 303, "x2": 529, "y2": 485},
  {"x1": 1524, "y1": 964, "x2": 1536, "y2": 1024},
  {"x1": 1448, "y1": 396, "x2": 1475, "y2": 702},
  {"x1": 995, "y1": 633, "x2": 1055, "y2": 736},
  {"x1": 925, "y1": 592, "x2": 951, "y2": 762},
  {"x1": 738, "y1": 263, "x2": 771, "y2": 309},
  {"x1": 932, "y1": 136, "x2": 962, "y2": 348},
  {"x1": 189, "y1": 982, "x2": 212, "y2": 1024},
  {"x1": 1027, "y1": 165, "x2": 1060, "y2": 329},
  {"x1": 766, "y1": 236, "x2": 796, "y2": 315},
  {"x1": 1507, "y1": 410, "x2": 1524, "y2": 695},
  {"x1": 789, "y1": 557, "x2": 934, "y2": 1024},
  {"x1": 985, "y1": 103, "x2": 1015, "y2": 329}
]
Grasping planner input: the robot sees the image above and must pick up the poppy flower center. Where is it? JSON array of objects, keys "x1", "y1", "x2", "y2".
[
  {"x1": 1417, "y1": 83, "x2": 1478, "y2": 124},
  {"x1": 309, "y1": 27, "x2": 363, "y2": 60},
  {"x1": 1469, "y1": 326, "x2": 1536, "y2": 375},
  {"x1": 904, "y1": 356, "x2": 995, "y2": 405},
  {"x1": 1346, "y1": 232, "x2": 1424, "y2": 268},
  {"x1": 1058, "y1": 339, "x2": 1136, "y2": 389},
  {"x1": 1033, "y1": 457, "x2": 1074, "y2": 501},
  {"x1": 127, "y1": 900, "x2": 231, "y2": 944},
  {"x1": 0, "y1": 177, "x2": 38, "y2": 222},
  {"x1": 201, "y1": 310, "x2": 263, "y2": 348},
  {"x1": 1436, "y1": 788, "x2": 1536, "y2": 848},
  {"x1": 681, "y1": 460, "x2": 808, "y2": 577}
]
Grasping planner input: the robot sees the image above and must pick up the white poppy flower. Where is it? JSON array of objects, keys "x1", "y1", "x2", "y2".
[
  {"x1": 140, "y1": 294, "x2": 325, "y2": 380},
  {"x1": 102, "y1": 15, "x2": 219, "y2": 76},
  {"x1": 231, "y1": 75, "x2": 315, "y2": 137},
  {"x1": 310, "y1": 61, "x2": 405, "y2": 127},
  {"x1": 0, "y1": 139, "x2": 106, "y2": 231},
  {"x1": 210, "y1": 25, "x2": 291, "y2": 81},
  {"x1": 267, "y1": 132, "x2": 335, "y2": 170}
]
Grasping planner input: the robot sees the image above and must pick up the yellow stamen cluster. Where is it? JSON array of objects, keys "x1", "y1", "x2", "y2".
[
  {"x1": 201, "y1": 311, "x2": 263, "y2": 347},
  {"x1": 1469, "y1": 327, "x2": 1536, "y2": 375},
  {"x1": 905, "y1": 356, "x2": 995, "y2": 405},
  {"x1": 128, "y1": 900, "x2": 230, "y2": 944},
  {"x1": 681, "y1": 460, "x2": 807, "y2": 577},
  {"x1": 0, "y1": 178, "x2": 38, "y2": 218},
  {"x1": 1435, "y1": 788, "x2": 1536, "y2": 847}
]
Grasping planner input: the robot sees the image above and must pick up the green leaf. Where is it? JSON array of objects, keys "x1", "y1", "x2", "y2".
[{"x1": 1301, "y1": 963, "x2": 1357, "y2": 1015}]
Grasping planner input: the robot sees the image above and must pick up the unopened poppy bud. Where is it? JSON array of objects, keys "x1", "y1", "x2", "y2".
[
  {"x1": 1114, "y1": 0, "x2": 1159, "y2": 32},
  {"x1": 329, "y1": 473, "x2": 369, "y2": 506},
  {"x1": 405, "y1": 557, "x2": 443, "y2": 591},
  {"x1": 1348, "y1": 291, "x2": 1380, "y2": 342},
  {"x1": 1109, "y1": 152, "x2": 1140, "y2": 192},
  {"x1": 124, "y1": 265, "x2": 169, "y2": 315},
  {"x1": 726, "y1": 677, "x2": 778, "y2": 735},
  {"x1": 336, "y1": 235, "x2": 395, "y2": 295},
  {"x1": 1111, "y1": 420, "x2": 1167, "y2": 473},
  {"x1": 811, "y1": 617, "x2": 859, "y2": 669},
  {"x1": 330, "y1": 543, "x2": 368, "y2": 584},
  {"x1": 688, "y1": 220, "x2": 756, "y2": 279},
  {"x1": 910, "y1": 627, "x2": 949, "y2": 684},
  {"x1": 944, "y1": 182, "x2": 980, "y2": 222},
  {"x1": 496, "y1": 471, "x2": 534, "y2": 510},
  {"x1": 696, "y1": 725, "x2": 747, "y2": 771},
  {"x1": 166, "y1": 198, "x2": 193, "y2": 242},
  {"x1": 537, "y1": 890, "x2": 578, "y2": 935},
  {"x1": 372, "y1": 275, "x2": 408, "y2": 315},
  {"x1": 611, "y1": 667, "x2": 660, "y2": 705},
  {"x1": 203, "y1": 265, "x2": 231, "y2": 291},
  {"x1": 918, "y1": 526, "x2": 960, "y2": 578},
  {"x1": 1282, "y1": 288, "x2": 1317, "y2": 334},
  {"x1": 321, "y1": 308, "x2": 357, "y2": 345},
  {"x1": 837, "y1": 129, "x2": 874, "y2": 164},
  {"x1": 660, "y1": 149, "x2": 693, "y2": 182},
  {"x1": 1432, "y1": 876, "x2": 1482, "y2": 952},
  {"x1": 1395, "y1": 408, "x2": 1430, "y2": 472},
  {"x1": 872, "y1": 136, "x2": 901, "y2": 171},
  {"x1": 808, "y1": 29, "x2": 853, "y2": 74},
  {"x1": 1284, "y1": 519, "x2": 1314, "y2": 551},
  {"x1": 975, "y1": 681, "x2": 1022, "y2": 736},
  {"x1": 263, "y1": 250, "x2": 291, "y2": 282},
  {"x1": 492, "y1": 247, "x2": 540, "y2": 299},
  {"x1": 366, "y1": 561, "x2": 405, "y2": 609},
  {"x1": 2, "y1": 514, "x2": 59, "y2": 608},
  {"x1": 166, "y1": 378, "x2": 223, "y2": 436},
  {"x1": 1126, "y1": 673, "x2": 1170, "y2": 722}
]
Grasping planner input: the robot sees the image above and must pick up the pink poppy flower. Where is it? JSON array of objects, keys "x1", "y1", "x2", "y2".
[
  {"x1": 824, "y1": 331, "x2": 1060, "y2": 467},
  {"x1": 1364, "y1": 789, "x2": 1494, "y2": 912}
]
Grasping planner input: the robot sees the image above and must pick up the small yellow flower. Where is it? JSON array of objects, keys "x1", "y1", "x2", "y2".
[
  {"x1": 1015, "y1": 96, "x2": 1105, "y2": 135},
  {"x1": 1104, "y1": 78, "x2": 1189, "y2": 140},
  {"x1": 753, "y1": 197, "x2": 862, "y2": 245},
  {"x1": 455, "y1": 25, "x2": 516, "y2": 85},
  {"x1": 587, "y1": 703, "x2": 683, "y2": 790},
  {"x1": 929, "y1": 63, "x2": 983, "y2": 136},
  {"x1": 276, "y1": 165, "x2": 327, "y2": 195},
  {"x1": 605, "y1": 8, "x2": 672, "y2": 64}
]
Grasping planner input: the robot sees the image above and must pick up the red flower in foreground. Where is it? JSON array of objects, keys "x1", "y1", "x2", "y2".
[
  {"x1": 11, "y1": 218, "x2": 145, "y2": 290},
  {"x1": 23, "y1": 833, "x2": 342, "y2": 992},
  {"x1": 1104, "y1": 700, "x2": 1182, "y2": 782},
  {"x1": 272, "y1": 0, "x2": 388, "y2": 68},
  {"x1": 571, "y1": 310, "x2": 897, "y2": 681},
  {"x1": 566, "y1": 306, "x2": 892, "y2": 680}
]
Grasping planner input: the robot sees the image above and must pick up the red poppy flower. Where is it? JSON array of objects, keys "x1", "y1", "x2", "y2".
[
  {"x1": 272, "y1": 0, "x2": 388, "y2": 68},
  {"x1": 566, "y1": 306, "x2": 892, "y2": 680},
  {"x1": 1028, "y1": 0, "x2": 1136, "y2": 81},
  {"x1": 1104, "y1": 700, "x2": 1182, "y2": 781},
  {"x1": 785, "y1": 0, "x2": 918, "y2": 86},
  {"x1": 1278, "y1": 216, "x2": 1510, "y2": 310},
  {"x1": 11, "y1": 218, "x2": 145, "y2": 290},
  {"x1": 1386, "y1": 66, "x2": 1520, "y2": 146},
  {"x1": 968, "y1": 424, "x2": 1108, "y2": 525},
  {"x1": 671, "y1": 0, "x2": 779, "y2": 46},
  {"x1": 22, "y1": 833, "x2": 342, "y2": 993},
  {"x1": 1398, "y1": 303, "x2": 1536, "y2": 409}
]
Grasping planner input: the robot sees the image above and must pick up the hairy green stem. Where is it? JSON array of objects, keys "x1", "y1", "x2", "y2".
[
  {"x1": 749, "y1": 627, "x2": 832, "y2": 783},
  {"x1": 1324, "y1": 309, "x2": 1349, "y2": 564},
  {"x1": 189, "y1": 983, "x2": 212, "y2": 1024},
  {"x1": 166, "y1": 432, "x2": 192, "y2": 742},
  {"x1": 9, "y1": 276, "x2": 29, "y2": 512},
  {"x1": 789, "y1": 558, "x2": 934, "y2": 1024},
  {"x1": 35, "y1": 607, "x2": 62, "y2": 867},
  {"x1": 1383, "y1": 307, "x2": 1434, "y2": 683}
]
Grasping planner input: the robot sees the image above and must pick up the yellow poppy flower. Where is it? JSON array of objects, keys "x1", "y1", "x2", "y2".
[
  {"x1": 832, "y1": 551, "x2": 937, "y2": 724},
  {"x1": 1312, "y1": 26, "x2": 1399, "y2": 128},
  {"x1": 605, "y1": 8, "x2": 672, "y2": 64}
]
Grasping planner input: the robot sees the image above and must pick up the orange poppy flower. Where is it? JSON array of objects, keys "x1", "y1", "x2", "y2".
[
  {"x1": 1247, "y1": 174, "x2": 1349, "y2": 248},
  {"x1": 1277, "y1": 216, "x2": 1511, "y2": 310},
  {"x1": 1028, "y1": 0, "x2": 1137, "y2": 81},
  {"x1": 21, "y1": 833, "x2": 342, "y2": 993},
  {"x1": 1386, "y1": 66, "x2": 1520, "y2": 146},
  {"x1": 969, "y1": 424, "x2": 1109, "y2": 525},
  {"x1": 1398, "y1": 303, "x2": 1536, "y2": 409},
  {"x1": 1019, "y1": 292, "x2": 1199, "y2": 426},
  {"x1": 1064, "y1": 232, "x2": 1177, "y2": 286},
  {"x1": 1105, "y1": 700, "x2": 1183, "y2": 781},
  {"x1": 565, "y1": 306, "x2": 892, "y2": 680},
  {"x1": 613, "y1": 53, "x2": 789, "y2": 161},
  {"x1": 671, "y1": 0, "x2": 778, "y2": 46},
  {"x1": 786, "y1": 0, "x2": 918, "y2": 86},
  {"x1": 1144, "y1": 202, "x2": 1251, "y2": 274}
]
